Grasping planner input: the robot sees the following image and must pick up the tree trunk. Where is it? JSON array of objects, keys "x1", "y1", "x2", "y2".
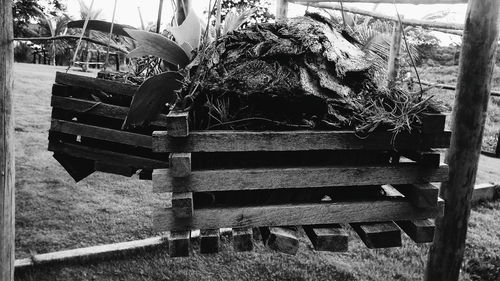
[
  {"x1": 425, "y1": 1, "x2": 500, "y2": 280},
  {"x1": 0, "y1": 0, "x2": 15, "y2": 280}
]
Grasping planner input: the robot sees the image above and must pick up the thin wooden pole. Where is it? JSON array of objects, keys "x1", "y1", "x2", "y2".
[
  {"x1": 387, "y1": 22, "x2": 402, "y2": 89},
  {"x1": 425, "y1": 1, "x2": 500, "y2": 280},
  {"x1": 156, "y1": 0, "x2": 164, "y2": 33},
  {"x1": 0, "y1": 0, "x2": 15, "y2": 280},
  {"x1": 276, "y1": 0, "x2": 289, "y2": 20}
]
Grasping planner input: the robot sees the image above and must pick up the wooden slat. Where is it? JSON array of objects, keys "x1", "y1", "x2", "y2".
[
  {"x1": 152, "y1": 163, "x2": 449, "y2": 193},
  {"x1": 351, "y1": 222, "x2": 402, "y2": 249},
  {"x1": 260, "y1": 227, "x2": 299, "y2": 255},
  {"x1": 396, "y1": 219, "x2": 435, "y2": 243},
  {"x1": 394, "y1": 183, "x2": 439, "y2": 208},
  {"x1": 94, "y1": 162, "x2": 135, "y2": 177},
  {"x1": 55, "y1": 72, "x2": 138, "y2": 96},
  {"x1": 152, "y1": 130, "x2": 451, "y2": 153},
  {"x1": 172, "y1": 192, "x2": 193, "y2": 218},
  {"x1": 169, "y1": 153, "x2": 191, "y2": 178},
  {"x1": 303, "y1": 224, "x2": 348, "y2": 252},
  {"x1": 168, "y1": 231, "x2": 190, "y2": 257},
  {"x1": 232, "y1": 228, "x2": 253, "y2": 252},
  {"x1": 48, "y1": 141, "x2": 169, "y2": 170},
  {"x1": 52, "y1": 152, "x2": 95, "y2": 182},
  {"x1": 166, "y1": 112, "x2": 189, "y2": 137},
  {"x1": 421, "y1": 113, "x2": 446, "y2": 134},
  {"x1": 154, "y1": 199, "x2": 444, "y2": 232},
  {"x1": 51, "y1": 96, "x2": 169, "y2": 127},
  {"x1": 401, "y1": 150, "x2": 441, "y2": 167},
  {"x1": 50, "y1": 119, "x2": 152, "y2": 148},
  {"x1": 199, "y1": 229, "x2": 220, "y2": 254}
]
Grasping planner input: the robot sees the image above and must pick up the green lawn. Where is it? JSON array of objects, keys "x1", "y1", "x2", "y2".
[{"x1": 12, "y1": 63, "x2": 500, "y2": 281}]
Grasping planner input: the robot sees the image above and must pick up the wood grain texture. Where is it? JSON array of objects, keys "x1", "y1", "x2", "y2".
[
  {"x1": 397, "y1": 219, "x2": 435, "y2": 243},
  {"x1": 166, "y1": 112, "x2": 189, "y2": 137},
  {"x1": 152, "y1": 130, "x2": 451, "y2": 153},
  {"x1": 154, "y1": 199, "x2": 444, "y2": 231},
  {"x1": 303, "y1": 224, "x2": 348, "y2": 252},
  {"x1": 232, "y1": 228, "x2": 253, "y2": 252},
  {"x1": 394, "y1": 183, "x2": 439, "y2": 208},
  {"x1": 169, "y1": 153, "x2": 191, "y2": 178},
  {"x1": 53, "y1": 152, "x2": 95, "y2": 182},
  {"x1": 401, "y1": 150, "x2": 441, "y2": 167},
  {"x1": 425, "y1": 2, "x2": 500, "y2": 279},
  {"x1": 260, "y1": 227, "x2": 299, "y2": 255},
  {"x1": 172, "y1": 192, "x2": 193, "y2": 218},
  {"x1": 55, "y1": 72, "x2": 137, "y2": 96},
  {"x1": 0, "y1": 0, "x2": 14, "y2": 279},
  {"x1": 168, "y1": 231, "x2": 190, "y2": 257},
  {"x1": 351, "y1": 221, "x2": 402, "y2": 249},
  {"x1": 199, "y1": 229, "x2": 220, "y2": 254},
  {"x1": 152, "y1": 164, "x2": 449, "y2": 193},
  {"x1": 50, "y1": 119, "x2": 152, "y2": 148}
]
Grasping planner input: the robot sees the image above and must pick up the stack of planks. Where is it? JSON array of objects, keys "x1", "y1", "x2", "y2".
[
  {"x1": 48, "y1": 72, "x2": 170, "y2": 182},
  {"x1": 151, "y1": 111, "x2": 451, "y2": 256}
]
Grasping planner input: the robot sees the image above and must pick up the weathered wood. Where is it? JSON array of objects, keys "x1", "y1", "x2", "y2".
[
  {"x1": 154, "y1": 199, "x2": 444, "y2": 231},
  {"x1": 397, "y1": 219, "x2": 435, "y2": 243},
  {"x1": 139, "y1": 169, "x2": 152, "y2": 180},
  {"x1": 166, "y1": 111, "x2": 189, "y2": 137},
  {"x1": 303, "y1": 224, "x2": 348, "y2": 252},
  {"x1": 152, "y1": 130, "x2": 451, "y2": 153},
  {"x1": 169, "y1": 153, "x2": 191, "y2": 178},
  {"x1": 152, "y1": 163, "x2": 449, "y2": 193},
  {"x1": 471, "y1": 183, "x2": 499, "y2": 203},
  {"x1": 94, "y1": 162, "x2": 135, "y2": 177},
  {"x1": 168, "y1": 231, "x2": 190, "y2": 257},
  {"x1": 48, "y1": 141, "x2": 169, "y2": 170},
  {"x1": 55, "y1": 72, "x2": 137, "y2": 96},
  {"x1": 53, "y1": 152, "x2": 95, "y2": 182},
  {"x1": 351, "y1": 222, "x2": 402, "y2": 249},
  {"x1": 276, "y1": 0, "x2": 288, "y2": 20},
  {"x1": 51, "y1": 96, "x2": 169, "y2": 127},
  {"x1": 232, "y1": 228, "x2": 253, "y2": 252},
  {"x1": 199, "y1": 229, "x2": 220, "y2": 254},
  {"x1": 172, "y1": 192, "x2": 193, "y2": 218},
  {"x1": 50, "y1": 119, "x2": 152, "y2": 148},
  {"x1": 0, "y1": 0, "x2": 14, "y2": 279},
  {"x1": 425, "y1": 1, "x2": 500, "y2": 280},
  {"x1": 401, "y1": 150, "x2": 441, "y2": 167},
  {"x1": 260, "y1": 227, "x2": 299, "y2": 255},
  {"x1": 394, "y1": 183, "x2": 439, "y2": 208}
]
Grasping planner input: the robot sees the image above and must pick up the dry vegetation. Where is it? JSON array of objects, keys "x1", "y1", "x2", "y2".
[{"x1": 12, "y1": 63, "x2": 500, "y2": 281}]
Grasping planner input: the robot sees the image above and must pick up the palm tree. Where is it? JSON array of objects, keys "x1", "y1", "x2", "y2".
[
  {"x1": 78, "y1": 0, "x2": 103, "y2": 71},
  {"x1": 35, "y1": 8, "x2": 72, "y2": 65}
]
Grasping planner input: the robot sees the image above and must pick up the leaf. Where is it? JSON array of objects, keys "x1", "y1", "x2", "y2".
[
  {"x1": 124, "y1": 28, "x2": 190, "y2": 68},
  {"x1": 166, "y1": 6, "x2": 202, "y2": 53},
  {"x1": 67, "y1": 20, "x2": 137, "y2": 38},
  {"x1": 222, "y1": 8, "x2": 257, "y2": 36},
  {"x1": 122, "y1": 72, "x2": 184, "y2": 129}
]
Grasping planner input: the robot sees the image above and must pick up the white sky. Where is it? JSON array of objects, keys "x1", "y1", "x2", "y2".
[{"x1": 66, "y1": 0, "x2": 467, "y2": 45}]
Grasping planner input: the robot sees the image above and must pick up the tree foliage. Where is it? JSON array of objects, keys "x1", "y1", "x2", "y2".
[
  {"x1": 214, "y1": 0, "x2": 273, "y2": 25},
  {"x1": 12, "y1": 0, "x2": 66, "y2": 37}
]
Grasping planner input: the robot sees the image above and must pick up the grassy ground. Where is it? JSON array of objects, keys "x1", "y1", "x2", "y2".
[{"x1": 12, "y1": 63, "x2": 500, "y2": 281}]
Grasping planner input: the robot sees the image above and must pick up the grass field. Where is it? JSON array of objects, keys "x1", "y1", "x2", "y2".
[{"x1": 12, "y1": 63, "x2": 500, "y2": 281}]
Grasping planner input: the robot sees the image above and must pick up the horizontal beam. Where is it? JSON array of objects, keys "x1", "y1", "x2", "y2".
[
  {"x1": 292, "y1": 0, "x2": 467, "y2": 5},
  {"x1": 154, "y1": 199, "x2": 444, "y2": 231},
  {"x1": 152, "y1": 163, "x2": 449, "y2": 193},
  {"x1": 55, "y1": 72, "x2": 137, "y2": 96},
  {"x1": 14, "y1": 36, "x2": 129, "y2": 53},
  {"x1": 152, "y1": 130, "x2": 451, "y2": 153}
]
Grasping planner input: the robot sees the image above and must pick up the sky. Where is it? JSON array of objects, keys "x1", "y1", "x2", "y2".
[{"x1": 65, "y1": 0, "x2": 468, "y2": 45}]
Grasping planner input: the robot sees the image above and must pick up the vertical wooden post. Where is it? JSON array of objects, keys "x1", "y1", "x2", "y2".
[
  {"x1": 425, "y1": 1, "x2": 500, "y2": 280},
  {"x1": 495, "y1": 129, "x2": 500, "y2": 157},
  {"x1": 156, "y1": 0, "x2": 164, "y2": 34},
  {"x1": 276, "y1": 0, "x2": 288, "y2": 20},
  {"x1": 0, "y1": 0, "x2": 15, "y2": 280},
  {"x1": 387, "y1": 21, "x2": 402, "y2": 89}
]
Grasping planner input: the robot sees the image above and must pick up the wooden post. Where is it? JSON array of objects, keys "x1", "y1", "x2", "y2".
[
  {"x1": 156, "y1": 0, "x2": 164, "y2": 34},
  {"x1": 496, "y1": 129, "x2": 500, "y2": 157},
  {"x1": 425, "y1": 1, "x2": 500, "y2": 280},
  {"x1": 276, "y1": 0, "x2": 289, "y2": 20},
  {"x1": 0, "y1": 0, "x2": 15, "y2": 280},
  {"x1": 387, "y1": 21, "x2": 402, "y2": 89}
]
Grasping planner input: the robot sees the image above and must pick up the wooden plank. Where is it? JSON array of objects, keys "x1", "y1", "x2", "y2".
[
  {"x1": 152, "y1": 163, "x2": 449, "y2": 193},
  {"x1": 166, "y1": 111, "x2": 189, "y2": 137},
  {"x1": 169, "y1": 153, "x2": 191, "y2": 178},
  {"x1": 52, "y1": 83, "x2": 69, "y2": 96},
  {"x1": 48, "y1": 141, "x2": 169, "y2": 170},
  {"x1": 394, "y1": 183, "x2": 439, "y2": 208},
  {"x1": 154, "y1": 199, "x2": 444, "y2": 231},
  {"x1": 152, "y1": 130, "x2": 451, "y2": 153},
  {"x1": 172, "y1": 192, "x2": 193, "y2": 218},
  {"x1": 168, "y1": 231, "x2": 190, "y2": 257},
  {"x1": 351, "y1": 222, "x2": 402, "y2": 249},
  {"x1": 51, "y1": 96, "x2": 169, "y2": 127},
  {"x1": 232, "y1": 228, "x2": 253, "y2": 252},
  {"x1": 50, "y1": 119, "x2": 152, "y2": 149},
  {"x1": 401, "y1": 150, "x2": 441, "y2": 167},
  {"x1": 303, "y1": 224, "x2": 348, "y2": 252},
  {"x1": 1, "y1": 0, "x2": 14, "y2": 279},
  {"x1": 53, "y1": 152, "x2": 95, "y2": 182},
  {"x1": 55, "y1": 72, "x2": 137, "y2": 96},
  {"x1": 396, "y1": 219, "x2": 435, "y2": 243},
  {"x1": 94, "y1": 162, "x2": 135, "y2": 177},
  {"x1": 471, "y1": 183, "x2": 500, "y2": 203},
  {"x1": 139, "y1": 169, "x2": 152, "y2": 180},
  {"x1": 199, "y1": 229, "x2": 220, "y2": 254},
  {"x1": 260, "y1": 227, "x2": 299, "y2": 255},
  {"x1": 421, "y1": 113, "x2": 446, "y2": 134}
]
